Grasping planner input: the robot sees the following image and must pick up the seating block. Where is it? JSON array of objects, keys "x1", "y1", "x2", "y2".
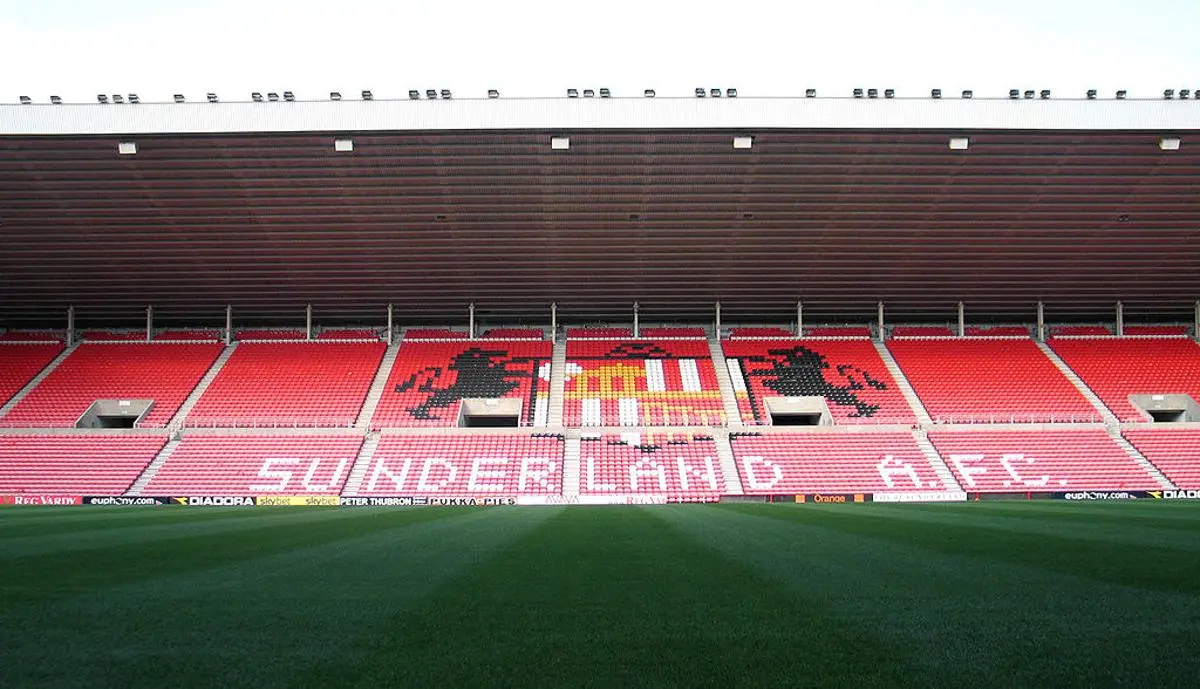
[
  {"x1": 353, "y1": 433, "x2": 563, "y2": 496},
  {"x1": 730, "y1": 432, "x2": 943, "y2": 494},
  {"x1": 0, "y1": 435, "x2": 165, "y2": 494},
  {"x1": 579, "y1": 432, "x2": 724, "y2": 500}
]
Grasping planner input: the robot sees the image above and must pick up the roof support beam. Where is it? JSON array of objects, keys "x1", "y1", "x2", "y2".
[
  {"x1": 225, "y1": 305, "x2": 233, "y2": 345},
  {"x1": 633, "y1": 302, "x2": 640, "y2": 338},
  {"x1": 796, "y1": 301, "x2": 803, "y2": 337},
  {"x1": 1115, "y1": 301, "x2": 1124, "y2": 337},
  {"x1": 386, "y1": 303, "x2": 394, "y2": 346},
  {"x1": 1036, "y1": 301, "x2": 1046, "y2": 341},
  {"x1": 714, "y1": 302, "x2": 721, "y2": 338},
  {"x1": 877, "y1": 301, "x2": 885, "y2": 341},
  {"x1": 306, "y1": 304, "x2": 314, "y2": 341},
  {"x1": 146, "y1": 305, "x2": 154, "y2": 342},
  {"x1": 66, "y1": 306, "x2": 75, "y2": 347},
  {"x1": 958, "y1": 301, "x2": 965, "y2": 337},
  {"x1": 469, "y1": 303, "x2": 475, "y2": 339},
  {"x1": 551, "y1": 302, "x2": 558, "y2": 343}
]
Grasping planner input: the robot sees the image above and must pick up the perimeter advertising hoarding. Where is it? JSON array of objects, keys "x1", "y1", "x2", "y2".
[
  {"x1": 0, "y1": 495, "x2": 82, "y2": 505},
  {"x1": 256, "y1": 495, "x2": 340, "y2": 507}
]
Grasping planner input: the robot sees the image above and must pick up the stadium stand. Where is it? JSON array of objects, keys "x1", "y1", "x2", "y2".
[
  {"x1": 81, "y1": 330, "x2": 145, "y2": 341},
  {"x1": 317, "y1": 329, "x2": 380, "y2": 340},
  {"x1": 638, "y1": 327, "x2": 707, "y2": 338},
  {"x1": 1122, "y1": 430, "x2": 1200, "y2": 489},
  {"x1": 729, "y1": 431, "x2": 944, "y2": 494},
  {"x1": 1048, "y1": 339, "x2": 1200, "y2": 421},
  {"x1": 144, "y1": 434, "x2": 363, "y2": 496},
  {"x1": 371, "y1": 340, "x2": 551, "y2": 428},
  {"x1": 0, "y1": 344, "x2": 65, "y2": 406},
  {"x1": 806, "y1": 326, "x2": 872, "y2": 338},
  {"x1": 1050, "y1": 325, "x2": 1112, "y2": 337},
  {"x1": 155, "y1": 330, "x2": 222, "y2": 341},
  {"x1": 929, "y1": 429, "x2": 1160, "y2": 492},
  {"x1": 1123, "y1": 325, "x2": 1190, "y2": 336},
  {"x1": 481, "y1": 328, "x2": 544, "y2": 339},
  {"x1": 891, "y1": 326, "x2": 956, "y2": 337},
  {"x1": 563, "y1": 339, "x2": 725, "y2": 426},
  {"x1": 0, "y1": 331, "x2": 64, "y2": 342},
  {"x1": 963, "y1": 326, "x2": 1030, "y2": 336},
  {"x1": 0, "y1": 435, "x2": 165, "y2": 494},
  {"x1": 579, "y1": 432, "x2": 724, "y2": 500},
  {"x1": 886, "y1": 339, "x2": 1097, "y2": 422},
  {"x1": 235, "y1": 329, "x2": 306, "y2": 341},
  {"x1": 186, "y1": 343, "x2": 386, "y2": 427},
  {"x1": 722, "y1": 339, "x2": 915, "y2": 424},
  {"x1": 352, "y1": 433, "x2": 563, "y2": 496},
  {"x1": 728, "y1": 327, "x2": 795, "y2": 338},
  {"x1": 567, "y1": 327, "x2": 633, "y2": 338},
  {"x1": 0, "y1": 344, "x2": 223, "y2": 428},
  {"x1": 404, "y1": 329, "x2": 468, "y2": 339}
]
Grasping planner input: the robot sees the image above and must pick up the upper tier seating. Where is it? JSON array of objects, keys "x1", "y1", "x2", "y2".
[
  {"x1": 891, "y1": 326, "x2": 955, "y2": 337},
  {"x1": 481, "y1": 328, "x2": 544, "y2": 339},
  {"x1": 317, "y1": 329, "x2": 380, "y2": 340},
  {"x1": 729, "y1": 431, "x2": 944, "y2": 494},
  {"x1": 638, "y1": 327, "x2": 707, "y2": 338},
  {"x1": 0, "y1": 344, "x2": 64, "y2": 407},
  {"x1": 144, "y1": 435, "x2": 363, "y2": 496},
  {"x1": 964, "y1": 326, "x2": 1030, "y2": 336},
  {"x1": 1122, "y1": 430, "x2": 1200, "y2": 490},
  {"x1": 352, "y1": 433, "x2": 564, "y2": 496},
  {"x1": 722, "y1": 339, "x2": 915, "y2": 425},
  {"x1": 235, "y1": 329, "x2": 306, "y2": 341},
  {"x1": 579, "y1": 432, "x2": 724, "y2": 500},
  {"x1": 1124, "y1": 325, "x2": 1190, "y2": 336},
  {"x1": 1050, "y1": 325, "x2": 1112, "y2": 337},
  {"x1": 1049, "y1": 339, "x2": 1200, "y2": 421},
  {"x1": 187, "y1": 343, "x2": 385, "y2": 427},
  {"x1": 1, "y1": 344, "x2": 223, "y2": 428},
  {"x1": 806, "y1": 326, "x2": 872, "y2": 338},
  {"x1": 564, "y1": 340, "x2": 725, "y2": 426},
  {"x1": 886, "y1": 339, "x2": 1097, "y2": 422},
  {"x1": 156, "y1": 330, "x2": 222, "y2": 341},
  {"x1": 0, "y1": 331, "x2": 64, "y2": 341},
  {"x1": 81, "y1": 330, "x2": 145, "y2": 341},
  {"x1": 728, "y1": 327, "x2": 795, "y2": 338},
  {"x1": 567, "y1": 328, "x2": 633, "y2": 338},
  {"x1": 929, "y1": 429, "x2": 1159, "y2": 492},
  {"x1": 371, "y1": 341, "x2": 552, "y2": 428},
  {"x1": 405, "y1": 329, "x2": 468, "y2": 339},
  {"x1": 0, "y1": 435, "x2": 165, "y2": 494}
]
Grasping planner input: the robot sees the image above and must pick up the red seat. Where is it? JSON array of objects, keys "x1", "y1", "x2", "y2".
[
  {"x1": 0, "y1": 344, "x2": 64, "y2": 407},
  {"x1": 0, "y1": 435, "x2": 165, "y2": 494},
  {"x1": 1050, "y1": 339, "x2": 1200, "y2": 421},
  {"x1": 1123, "y1": 429, "x2": 1200, "y2": 489},
  {"x1": 730, "y1": 432, "x2": 941, "y2": 494},
  {"x1": 579, "y1": 432, "x2": 724, "y2": 500},
  {"x1": 353, "y1": 433, "x2": 563, "y2": 496}
]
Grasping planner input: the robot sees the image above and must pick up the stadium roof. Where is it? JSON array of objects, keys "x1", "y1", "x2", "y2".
[{"x1": 1, "y1": 98, "x2": 1199, "y2": 327}]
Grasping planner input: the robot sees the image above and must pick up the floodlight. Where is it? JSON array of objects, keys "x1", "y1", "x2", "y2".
[
  {"x1": 1160, "y1": 137, "x2": 1181, "y2": 151},
  {"x1": 252, "y1": 92, "x2": 264, "y2": 102},
  {"x1": 1181, "y1": 89, "x2": 1192, "y2": 100},
  {"x1": 426, "y1": 89, "x2": 437, "y2": 99},
  {"x1": 806, "y1": 88, "x2": 817, "y2": 98},
  {"x1": 710, "y1": 88, "x2": 721, "y2": 97},
  {"x1": 853, "y1": 88, "x2": 864, "y2": 98},
  {"x1": 1009, "y1": 89, "x2": 1020, "y2": 99},
  {"x1": 883, "y1": 88, "x2": 894, "y2": 98},
  {"x1": 19, "y1": 95, "x2": 31, "y2": 104},
  {"x1": 1086, "y1": 89, "x2": 1097, "y2": 99},
  {"x1": 98, "y1": 94, "x2": 109, "y2": 104},
  {"x1": 568, "y1": 88, "x2": 579, "y2": 98},
  {"x1": 584, "y1": 89, "x2": 595, "y2": 97},
  {"x1": 930, "y1": 88, "x2": 941, "y2": 99},
  {"x1": 1115, "y1": 89, "x2": 1127, "y2": 99},
  {"x1": 867, "y1": 88, "x2": 878, "y2": 98},
  {"x1": 361, "y1": 90, "x2": 373, "y2": 100},
  {"x1": 733, "y1": 136, "x2": 753, "y2": 149},
  {"x1": 283, "y1": 91, "x2": 294, "y2": 101},
  {"x1": 1024, "y1": 90, "x2": 1034, "y2": 99},
  {"x1": 695, "y1": 87, "x2": 705, "y2": 97},
  {"x1": 267, "y1": 92, "x2": 279, "y2": 102},
  {"x1": 174, "y1": 94, "x2": 186, "y2": 103},
  {"x1": 207, "y1": 93, "x2": 218, "y2": 103},
  {"x1": 112, "y1": 94, "x2": 124, "y2": 103},
  {"x1": 1164, "y1": 89, "x2": 1174, "y2": 99},
  {"x1": 334, "y1": 139, "x2": 353, "y2": 152},
  {"x1": 599, "y1": 88, "x2": 611, "y2": 98},
  {"x1": 409, "y1": 90, "x2": 420, "y2": 99},
  {"x1": 551, "y1": 136, "x2": 570, "y2": 150},
  {"x1": 50, "y1": 95, "x2": 62, "y2": 104},
  {"x1": 330, "y1": 91, "x2": 341, "y2": 101},
  {"x1": 949, "y1": 137, "x2": 969, "y2": 150},
  {"x1": 488, "y1": 89, "x2": 499, "y2": 98},
  {"x1": 1040, "y1": 89, "x2": 1050, "y2": 99},
  {"x1": 727, "y1": 88, "x2": 737, "y2": 97},
  {"x1": 962, "y1": 90, "x2": 973, "y2": 98},
  {"x1": 128, "y1": 94, "x2": 139, "y2": 104},
  {"x1": 117, "y1": 142, "x2": 137, "y2": 155},
  {"x1": 440, "y1": 89, "x2": 451, "y2": 99},
  {"x1": 644, "y1": 89, "x2": 656, "y2": 98}
]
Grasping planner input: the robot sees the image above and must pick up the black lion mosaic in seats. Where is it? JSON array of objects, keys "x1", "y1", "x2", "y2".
[
  {"x1": 603, "y1": 342, "x2": 672, "y2": 359},
  {"x1": 742, "y1": 346, "x2": 888, "y2": 417},
  {"x1": 395, "y1": 348, "x2": 536, "y2": 420}
]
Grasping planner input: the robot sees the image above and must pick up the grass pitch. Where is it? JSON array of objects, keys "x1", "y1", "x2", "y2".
[{"x1": 2, "y1": 502, "x2": 1199, "y2": 687}]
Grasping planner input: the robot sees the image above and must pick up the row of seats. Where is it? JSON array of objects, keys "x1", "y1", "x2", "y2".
[
  {"x1": 1050, "y1": 339, "x2": 1200, "y2": 421},
  {"x1": 0, "y1": 429, "x2": 1191, "y2": 496},
  {"x1": 0, "y1": 344, "x2": 64, "y2": 407}
]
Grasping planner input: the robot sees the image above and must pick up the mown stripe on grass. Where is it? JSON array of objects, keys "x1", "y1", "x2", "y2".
[
  {"x1": 902, "y1": 500, "x2": 1200, "y2": 532},
  {"x1": 319, "y1": 506, "x2": 921, "y2": 689},
  {"x1": 0, "y1": 507, "x2": 553, "y2": 689},
  {"x1": 0, "y1": 505, "x2": 294, "y2": 540},
  {"x1": 724, "y1": 502, "x2": 1200, "y2": 595},
  {"x1": 661, "y1": 504, "x2": 1200, "y2": 688}
]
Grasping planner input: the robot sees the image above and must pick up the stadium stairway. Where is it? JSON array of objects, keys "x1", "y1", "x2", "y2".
[
  {"x1": 872, "y1": 341, "x2": 933, "y2": 425},
  {"x1": 1034, "y1": 340, "x2": 1120, "y2": 427},
  {"x1": 0, "y1": 344, "x2": 76, "y2": 419},
  {"x1": 341, "y1": 432, "x2": 381, "y2": 495},
  {"x1": 711, "y1": 429, "x2": 745, "y2": 494},
  {"x1": 913, "y1": 429, "x2": 964, "y2": 492},
  {"x1": 548, "y1": 338, "x2": 567, "y2": 427},
  {"x1": 126, "y1": 437, "x2": 182, "y2": 496},
  {"x1": 1111, "y1": 434, "x2": 1176, "y2": 490},
  {"x1": 708, "y1": 336, "x2": 744, "y2": 428},
  {"x1": 167, "y1": 343, "x2": 239, "y2": 428},
  {"x1": 356, "y1": 341, "x2": 401, "y2": 429},
  {"x1": 562, "y1": 431, "x2": 581, "y2": 499}
]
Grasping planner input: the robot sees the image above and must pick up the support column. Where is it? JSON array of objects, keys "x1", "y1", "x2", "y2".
[
  {"x1": 306, "y1": 304, "x2": 313, "y2": 341},
  {"x1": 957, "y1": 301, "x2": 965, "y2": 337},
  {"x1": 1036, "y1": 301, "x2": 1045, "y2": 342},
  {"x1": 714, "y1": 301, "x2": 721, "y2": 338},
  {"x1": 146, "y1": 305, "x2": 154, "y2": 342},
  {"x1": 225, "y1": 305, "x2": 233, "y2": 345},
  {"x1": 1115, "y1": 301, "x2": 1124, "y2": 337},
  {"x1": 386, "y1": 304, "x2": 394, "y2": 346},
  {"x1": 551, "y1": 302, "x2": 557, "y2": 343},
  {"x1": 468, "y1": 303, "x2": 475, "y2": 339},
  {"x1": 876, "y1": 301, "x2": 885, "y2": 341},
  {"x1": 633, "y1": 302, "x2": 640, "y2": 338},
  {"x1": 66, "y1": 306, "x2": 75, "y2": 347},
  {"x1": 796, "y1": 301, "x2": 803, "y2": 337},
  {"x1": 1195, "y1": 300, "x2": 1199, "y2": 342}
]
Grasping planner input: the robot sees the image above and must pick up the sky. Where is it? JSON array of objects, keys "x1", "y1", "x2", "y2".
[{"x1": 2, "y1": 0, "x2": 1199, "y2": 103}]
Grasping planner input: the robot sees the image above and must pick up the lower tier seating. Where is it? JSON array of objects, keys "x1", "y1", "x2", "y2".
[
  {"x1": 722, "y1": 339, "x2": 915, "y2": 425},
  {"x1": 579, "y1": 432, "x2": 724, "y2": 500},
  {"x1": 353, "y1": 433, "x2": 564, "y2": 496},
  {"x1": 1049, "y1": 339, "x2": 1200, "y2": 421},
  {"x1": 729, "y1": 432, "x2": 944, "y2": 494},
  {"x1": 0, "y1": 435, "x2": 166, "y2": 494},
  {"x1": 1122, "y1": 430, "x2": 1200, "y2": 490},
  {"x1": 0, "y1": 344, "x2": 64, "y2": 407},
  {"x1": 187, "y1": 343, "x2": 385, "y2": 427},
  {"x1": 886, "y1": 339, "x2": 1096, "y2": 422},
  {"x1": 144, "y1": 435, "x2": 363, "y2": 496},
  {"x1": 371, "y1": 341, "x2": 552, "y2": 428},
  {"x1": 928, "y1": 430, "x2": 1159, "y2": 492},
  {"x1": 1, "y1": 344, "x2": 224, "y2": 428},
  {"x1": 564, "y1": 340, "x2": 725, "y2": 426}
]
